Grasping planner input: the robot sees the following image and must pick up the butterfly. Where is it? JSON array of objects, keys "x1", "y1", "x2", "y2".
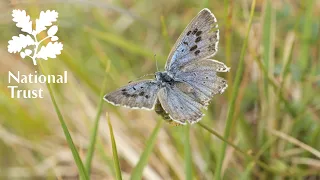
[{"x1": 104, "y1": 8, "x2": 229, "y2": 125}]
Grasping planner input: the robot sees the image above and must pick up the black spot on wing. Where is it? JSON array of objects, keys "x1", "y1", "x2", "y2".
[
  {"x1": 214, "y1": 32, "x2": 219, "y2": 39},
  {"x1": 195, "y1": 36, "x2": 201, "y2": 43},
  {"x1": 139, "y1": 92, "x2": 145, "y2": 96},
  {"x1": 208, "y1": 44, "x2": 217, "y2": 52},
  {"x1": 187, "y1": 31, "x2": 191, "y2": 36},
  {"x1": 195, "y1": 50, "x2": 200, "y2": 56},
  {"x1": 122, "y1": 92, "x2": 130, "y2": 97},
  {"x1": 145, "y1": 95, "x2": 149, "y2": 99},
  {"x1": 192, "y1": 28, "x2": 198, "y2": 35},
  {"x1": 190, "y1": 45, "x2": 197, "y2": 51},
  {"x1": 196, "y1": 31, "x2": 202, "y2": 36}
]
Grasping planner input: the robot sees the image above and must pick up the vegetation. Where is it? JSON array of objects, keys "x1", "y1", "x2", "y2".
[{"x1": 0, "y1": 0, "x2": 319, "y2": 179}]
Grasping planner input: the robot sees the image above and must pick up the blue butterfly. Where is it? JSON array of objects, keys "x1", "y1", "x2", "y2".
[{"x1": 104, "y1": 8, "x2": 229, "y2": 125}]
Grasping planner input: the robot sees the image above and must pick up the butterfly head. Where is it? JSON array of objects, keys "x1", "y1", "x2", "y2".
[{"x1": 155, "y1": 71, "x2": 175, "y2": 86}]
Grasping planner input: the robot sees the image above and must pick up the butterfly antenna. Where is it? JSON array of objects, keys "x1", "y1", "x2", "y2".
[
  {"x1": 154, "y1": 54, "x2": 159, "y2": 72},
  {"x1": 128, "y1": 73, "x2": 155, "y2": 83},
  {"x1": 127, "y1": 55, "x2": 158, "y2": 83}
]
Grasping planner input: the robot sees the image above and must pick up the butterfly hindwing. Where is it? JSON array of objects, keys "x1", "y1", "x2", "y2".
[
  {"x1": 154, "y1": 99, "x2": 182, "y2": 126},
  {"x1": 157, "y1": 84, "x2": 204, "y2": 124},
  {"x1": 165, "y1": 8, "x2": 219, "y2": 73},
  {"x1": 104, "y1": 80, "x2": 160, "y2": 110},
  {"x1": 175, "y1": 59, "x2": 229, "y2": 105}
]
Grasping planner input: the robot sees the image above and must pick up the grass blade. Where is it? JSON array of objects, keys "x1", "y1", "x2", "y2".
[
  {"x1": 84, "y1": 60, "x2": 109, "y2": 175},
  {"x1": 85, "y1": 26, "x2": 164, "y2": 60},
  {"x1": 253, "y1": 54, "x2": 297, "y2": 118},
  {"x1": 184, "y1": 124, "x2": 192, "y2": 180},
  {"x1": 107, "y1": 113, "x2": 123, "y2": 180},
  {"x1": 259, "y1": 0, "x2": 275, "y2": 154},
  {"x1": 160, "y1": 15, "x2": 171, "y2": 52},
  {"x1": 214, "y1": 1, "x2": 256, "y2": 178},
  {"x1": 262, "y1": 0, "x2": 272, "y2": 97},
  {"x1": 198, "y1": 122, "x2": 248, "y2": 157},
  {"x1": 268, "y1": 128, "x2": 320, "y2": 159},
  {"x1": 38, "y1": 62, "x2": 89, "y2": 180},
  {"x1": 300, "y1": 0, "x2": 315, "y2": 75},
  {"x1": 130, "y1": 120, "x2": 163, "y2": 180},
  {"x1": 198, "y1": 122, "x2": 291, "y2": 175},
  {"x1": 224, "y1": 0, "x2": 233, "y2": 99}
]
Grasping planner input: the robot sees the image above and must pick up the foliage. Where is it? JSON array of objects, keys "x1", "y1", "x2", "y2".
[{"x1": 0, "y1": 1, "x2": 319, "y2": 179}]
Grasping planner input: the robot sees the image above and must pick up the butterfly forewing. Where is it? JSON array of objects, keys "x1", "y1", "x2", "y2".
[
  {"x1": 104, "y1": 80, "x2": 160, "y2": 110},
  {"x1": 165, "y1": 8, "x2": 219, "y2": 73}
]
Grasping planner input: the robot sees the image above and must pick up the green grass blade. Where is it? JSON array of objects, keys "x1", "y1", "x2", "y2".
[
  {"x1": 107, "y1": 113, "x2": 123, "y2": 180},
  {"x1": 130, "y1": 120, "x2": 163, "y2": 180},
  {"x1": 224, "y1": 0, "x2": 233, "y2": 100},
  {"x1": 300, "y1": 0, "x2": 315, "y2": 76},
  {"x1": 253, "y1": 54, "x2": 297, "y2": 118},
  {"x1": 240, "y1": 162, "x2": 255, "y2": 180},
  {"x1": 277, "y1": 32, "x2": 295, "y2": 107},
  {"x1": 241, "y1": 138, "x2": 277, "y2": 178},
  {"x1": 198, "y1": 122, "x2": 248, "y2": 156},
  {"x1": 184, "y1": 124, "x2": 192, "y2": 180},
  {"x1": 160, "y1": 15, "x2": 171, "y2": 52},
  {"x1": 97, "y1": 141, "x2": 116, "y2": 176},
  {"x1": 84, "y1": 64, "x2": 109, "y2": 175},
  {"x1": 38, "y1": 62, "x2": 89, "y2": 180},
  {"x1": 85, "y1": 26, "x2": 165, "y2": 60},
  {"x1": 259, "y1": 0, "x2": 274, "y2": 153},
  {"x1": 214, "y1": 1, "x2": 256, "y2": 179},
  {"x1": 280, "y1": 33, "x2": 295, "y2": 81},
  {"x1": 262, "y1": 0, "x2": 272, "y2": 98}
]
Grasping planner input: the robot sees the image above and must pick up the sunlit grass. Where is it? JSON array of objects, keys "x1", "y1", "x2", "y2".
[
  {"x1": 130, "y1": 119, "x2": 163, "y2": 180},
  {"x1": 38, "y1": 61, "x2": 89, "y2": 180},
  {"x1": 84, "y1": 53, "x2": 110, "y2": 175},
  {"x1": 107, "y1": 113, "x2": 123, "y2": 180},
  {"x1": 0, "y1": 0, "x2": 319, "y2": 179},
  {"x1": 215, "y1": 0, "x2": 256, "y2": 179}
]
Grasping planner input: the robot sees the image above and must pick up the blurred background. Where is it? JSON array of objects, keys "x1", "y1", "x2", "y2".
[{"x1": 0, "y1": 0, "x2": 320, "y2": 179}]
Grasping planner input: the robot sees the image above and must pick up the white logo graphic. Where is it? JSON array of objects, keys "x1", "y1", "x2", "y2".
[{"x1": 7, "y1": 10, "x2": 63, "y2": 65}]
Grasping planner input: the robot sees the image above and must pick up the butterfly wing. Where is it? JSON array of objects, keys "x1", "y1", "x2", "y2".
[
  {"x1": 104, "y1": 80, "x2": 160, "y2": 110},
  {"x1": 157, "y1": 84, "x2": 204, "y2": 124},
  {"x1": 154, "y1": 99, "x2": 182, "y2": 126},
  {"x1": 165, "y1": 8, "x2": 219, "y2": 73},
  {"x1": 175, "y1": 59, "x2": 229, "y2": 106}
]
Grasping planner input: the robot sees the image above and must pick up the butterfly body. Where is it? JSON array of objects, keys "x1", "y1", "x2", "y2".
[
  {"x1": 104, "y1": 8, "x2": 229, "y2": 125},
  {"x1": 155, "y1": 71, "x2": 175, "y2": 86}
]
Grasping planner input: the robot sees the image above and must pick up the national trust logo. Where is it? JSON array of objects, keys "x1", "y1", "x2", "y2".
[
  {"x1": 7, "y1": 10, "x2": 66, "y2": 99},
  {"x1": 7, "y1": 9, "x2": 63, "y2": 65}
]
